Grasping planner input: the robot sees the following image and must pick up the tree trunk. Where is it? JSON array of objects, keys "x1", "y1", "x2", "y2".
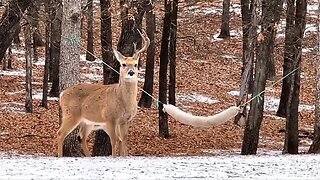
[
  {"x1": 158, "y1": 0, "x2": 171, "y2": 139},
  {"x1": 283, "y1": 0, "x2": 307, "y2": 154},
  {"x1": 29, "y1": 1, "x2": 40, "y2": 62},
  {"x1": 277, "y1": 0, "x2": 296, "y2": 118},
  {"x1": 7, "y1": 47, "x2": 13, "y2": 70},
  {"x1": 235, "y1": 0, "x2": 254, "y2": 124},
  {"x1": 0, "y1": 0, "x2": 31, "y2": 62},
  {"x1": 85, "y1": 0, "x2": 95, "y2": 61},
  {"x1": 138, "y1": 7, "x2": 156, "y2": 108},
  {"x1": 241, "y1": 0, "x2": 269, "y2": 155},
  {"x1": 59, "y1": 0, "x2": 81, "y2": 157},
  {"x1": 92, "y1": 0, "x2": 113, "y2": 157},
  {"x1": 218, "y1": 0, "x2": 230, "y2": 38},
  {"x1": 168, "y1": 0, "x2": 177, "y2": 106},
  {"x1": 24, "y1": 23, "x2": 33, "y2": 113},
  {"x1": 263, "y1": 0, "x2": 284, "y2": 81},
  {"x1": 42, "y1": 1, "x2": 51, "y2": 108},
  {"x1": 49, "y1": 0, "x2": 62, "y2": 97}
]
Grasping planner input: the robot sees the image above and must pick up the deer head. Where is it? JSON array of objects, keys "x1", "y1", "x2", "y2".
[{"x1": 113, "y1": 29, "x2": 150, "y2": 83}]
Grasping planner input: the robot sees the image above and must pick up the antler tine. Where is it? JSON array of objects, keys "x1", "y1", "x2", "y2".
[{"x1": 134, "y1": 29, "x2": 150, "y2": 56}]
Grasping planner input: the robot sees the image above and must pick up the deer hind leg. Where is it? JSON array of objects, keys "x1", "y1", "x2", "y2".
[
  {"x1": 118, "y1": 123, "x2": 129, "y2": 156},
  {"x1": 78, "y1": 123, "x2": 93, "y2": 157},
  {"x1": 103, "y1": 122, "x2": 117, "y2": 156},
  {"x1": 56, "y1": 117, "x2": 81, "y2": 157}
]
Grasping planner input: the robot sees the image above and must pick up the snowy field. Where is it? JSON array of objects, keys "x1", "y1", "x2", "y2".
[{"x1": 1, "y1": 153, "x2": 320, "y2": 179}]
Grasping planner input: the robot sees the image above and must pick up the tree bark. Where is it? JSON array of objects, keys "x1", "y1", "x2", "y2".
[
  {"x1": 24, "y1": 23, "x2": 33, "y2": 113},
  {"x1": 59, "y1": 0, "x2": 81, "y2": 157},
  {"x1": 263, "y1": 0, "x2": 284, "y2": 81},
  {"x1": 283, "y1": 0, "x2": 307, "y2": 154},
  {"x1": 49, "y1": 0, "x2": 62, "y2": 97},
  {"x1": 277, "y1": 0, "x2": 296, "y2": 118},
  {"x1": 0, "y1": 0, "x2": 31, "y2": 62},
  {"x1": 241, "y1": 0, "x2": 267, "y2": 155},
  {"x1": 42, "y1": 1, "x2": 51, "y2": 108},
  {"x1": 158, "y1": 0, "x2": 171, "y2": 138},
  {"x1": 85, "y1": 0, "x2": 95, "y2": 61},
  {"x1": 218, "y1": 0, "x2": 230, "y2": 38},
  {"x1": 92, "y1": 0, "x2": 113, "y2": 157},
  {"x1": 168, "y1": 0, "x2": 177, "y2": 106},
  {"x1": 235, "y1": 0, "x2": 254, "y2": 124},
  {"x1": 138, "y1": 7, "x2": 156, "y2": 108}
]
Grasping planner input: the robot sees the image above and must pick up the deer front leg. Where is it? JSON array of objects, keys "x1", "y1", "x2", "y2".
[
  {"x1": 118, "y1": 122, "x2": 129, "y2": 156},
  {"x1": 103, "y1": 122, "x2": 117, "y2": 156},
  {"x1": 56, "y1": 117, "x2": 80, "y2": 157}
]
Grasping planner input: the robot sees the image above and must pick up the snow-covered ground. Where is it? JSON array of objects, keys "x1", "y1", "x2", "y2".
[{"x1": 1, "y1": 153, "x2": 320, "y2": 179}]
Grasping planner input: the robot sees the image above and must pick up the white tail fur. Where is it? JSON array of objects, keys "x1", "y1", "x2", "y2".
[
  {"x1": 56, "y1": 30, "x2": 150, "y2": 157},
  {"x1": 163, "y1": 104, "x2": 240, "y2": 128}
]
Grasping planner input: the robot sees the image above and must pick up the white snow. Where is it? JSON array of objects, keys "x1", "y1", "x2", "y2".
[
  {"x1": 0, "y1": 69, "x2": 25, "y2": 76},
  {"x1": 32, "y1": 92, "x2": 59, "y2": 101},
  {"x1": 1, "y1": 154, "x2": 320, "y2": 179},
  {"x1": 184, "y1": 4, "x2": 242, "y2": 16},
  {"x1": 177, "y1": 92, "x2": 220, "y2": 104},
  {"x1": 0, "y1": 102, "x2": 25, "y2": 113}
]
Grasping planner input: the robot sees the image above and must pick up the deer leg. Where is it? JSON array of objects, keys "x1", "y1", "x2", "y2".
[
  {"x1": 103, "y1": 122, "x2": 117, "y2": 156},
  {"x1": 78, "y1": 123, "x2": 92, "y2": 157},
  {"x1": 118, "y1": 122, "x2": 129, "y2": 156},
  {"x1": 56, "y1": 117, "x2": 80, "y2": 157}
]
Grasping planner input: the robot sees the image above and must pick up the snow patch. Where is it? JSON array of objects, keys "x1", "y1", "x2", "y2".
[
  {"x1": 0, "y1": 102, "x2": 25, "y2": 113},
  {"x1": 1, "y1": 155, "x2": 320, "y2": 179},
  {"x1": 177, "y1": 93, "x2": 219, "y2": 104},
  {"x1": 0, "y1": 69, "x2": 25, "y2": 76},
  {"x1": 32, "y1": 92, "x2": 59, "y2": 101},
  {"x1": 183, "y1": 4, "x2": 241, "y2": 16}
]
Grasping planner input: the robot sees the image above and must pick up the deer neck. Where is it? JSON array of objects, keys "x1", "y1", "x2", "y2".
[{"x1": 117, "y1": 80, "x2": 138, "y2": 112}]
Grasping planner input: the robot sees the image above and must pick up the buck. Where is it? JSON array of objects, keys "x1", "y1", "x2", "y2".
[{"x1": 57, "y1": 30, "x2": 150, "y2": 157}]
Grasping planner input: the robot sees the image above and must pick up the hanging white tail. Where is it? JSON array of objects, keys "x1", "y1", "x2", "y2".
[{"x1": 163, "y1": 104, "x2": 240, "y2": 128}]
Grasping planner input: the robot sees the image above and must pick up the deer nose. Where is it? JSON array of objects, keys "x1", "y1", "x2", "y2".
[{"x1": 128, "y1": 70, "x2": 135, "y2": 76}]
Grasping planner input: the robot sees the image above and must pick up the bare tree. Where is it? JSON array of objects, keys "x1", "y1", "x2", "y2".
[
  {"x1": 138, "y1": 1, "x2": 156, "y2": 108},
  {"x1": 241, "y1": 0, "x2": 283, "y2": 155},
  {"x1": 24, "y1": 22, "x2": 33, "y2": 113},
  {"x1": 218, "y1": 0, "x2": 230, "y2": 38},
  {"x1": 42, "y1": 0, "x2": 51, "y2": 108},
  {"x1": 168, "y1": 0, "x2": 177, "y2": 106},
  {"x1": 0, "y1": 0, "x2": 31, "y2": 62},
  {"x1": 282, "y1": 0, "x2": 307, "y2": 154},
  {"x1": 158, "y1": 0, "x2": 172, "y2": 138},
  {"x1": 49, "y1": 0, "x2": 62, "y2": 97},
  {"x1": 85, "y1": 0, "x2": 95, "y2": 61}
]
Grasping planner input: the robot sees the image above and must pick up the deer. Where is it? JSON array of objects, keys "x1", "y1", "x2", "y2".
[{"x1": 56, "y1": 30, "x2": 150, "y2": 157}]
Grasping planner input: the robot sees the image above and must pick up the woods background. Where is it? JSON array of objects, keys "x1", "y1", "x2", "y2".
[{"x1": 0, "y1": 0, "x2": 319, "y2": 156}]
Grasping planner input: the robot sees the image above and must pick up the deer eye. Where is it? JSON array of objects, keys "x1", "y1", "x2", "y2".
[
  {"x1": 134, "y1": 64, "x2": 138, "y2": 68},
  {"x1": 122, "y1": 63, "x2": 127, "y2": 67}
]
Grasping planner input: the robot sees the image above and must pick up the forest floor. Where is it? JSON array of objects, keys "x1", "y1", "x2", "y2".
[{"x1": 0, "y1": 0, "x2": 319, "y2": 157}]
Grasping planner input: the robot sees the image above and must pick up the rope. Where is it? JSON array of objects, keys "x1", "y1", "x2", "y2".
[{"x1": 240, "y1": 66, "x2": 300, "y2": 107}]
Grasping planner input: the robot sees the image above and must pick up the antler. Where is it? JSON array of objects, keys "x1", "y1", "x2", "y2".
[{"x1": 133, "y1": 29, "x2": 150, "y2": 58}]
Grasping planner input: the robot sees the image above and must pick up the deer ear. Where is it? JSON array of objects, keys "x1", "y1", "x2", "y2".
[{"x1": 113, "y1": 48, "x2": 125, "y2": 63}]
